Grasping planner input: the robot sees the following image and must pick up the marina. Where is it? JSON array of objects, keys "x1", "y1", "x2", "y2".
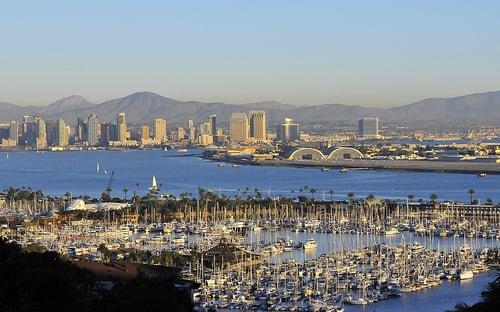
[{"x1": 1, "y1": 182, "x2": 499, "y2": 311}]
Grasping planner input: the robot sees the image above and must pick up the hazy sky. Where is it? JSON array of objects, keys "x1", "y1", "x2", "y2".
[{"x1": 1, "y1": 1, "x2": 500, "y2": 107}]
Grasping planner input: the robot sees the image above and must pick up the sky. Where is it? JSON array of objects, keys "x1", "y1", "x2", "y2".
[{"x1": 1, "y1": 0, "x2": 500, "y2": 107}]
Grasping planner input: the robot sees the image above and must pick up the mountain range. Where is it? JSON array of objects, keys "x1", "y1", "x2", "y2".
[{"x1": 1, "y1": 90, "x2": 499, "y2": 125}]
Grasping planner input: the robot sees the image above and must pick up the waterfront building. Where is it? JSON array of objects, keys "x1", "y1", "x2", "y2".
[
  {"x1": 249, "y1": 110, "x2": 267, "y2": 142},
  {"x1": 276, "y1": 118, "x2": 300, "y2": 143},
  {"x1": 57, "y1": 119, "x2": 68, "y2": 147},
  {"x1": 76, "y1": 117, "x2": 86, "y2": 143},
  {"x1": 358, "y1": 117, "x2": 379, "y2": 139},
  {"x1": 9, "y1": 121, "x2": 18, "y2": 144},
  {"x1": 140, "y1": 125, "x2": 150, "y2": 141},
  {"x1": 189, "y1": 126, "x2": 196, "y2": 142},
  {"x1": 45, "y1": 120, "x2": 57, "y2": 146},
  {"x1": 230, "y1": 112, "x2": 249, "y2": 143},
  {"x1": 117, "y1": 113, "x2": 127, "y2": 142},
  {"x1": 153, "y1": 118, "x2": 167, "y2": 143},
  {"x1": 208, "y1": 114, "x2": 217, "y2": 136},
  {"x1": 200, "y1": 121, "x2": 212, "y2": 136},
  {"x1": 199, "y1": 134, "x2": 213, "y2": 146},
  {"x1": 87, "y1": 113, "x2": 99, "y2": 146},
  {"x1": 176, "y1": 127, "x2": 186, "y2": 141},
  {"x1": 22, "y1": 115, "x2": 30, "y2": 137},
  {"x1": 100, "y1": 123, "x2": 116, "y2": 145},
  {"x1": 35, "y1": 116, "x2": 47, "y2": 149}
]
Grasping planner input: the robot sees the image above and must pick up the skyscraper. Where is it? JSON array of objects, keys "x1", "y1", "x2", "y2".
[
  {"x1": 230, "y1": 113, "x2": 249, "y2": 143},
  {"x1": 177, "y1": 127, "x2": 186, "y2": 141},
  {"x1": 249, "y1": 110, "x2": 267, "y2": 141},
  {"x1": 153, "y1": 118, "x2": 167, "y2": 142},
  {"x1": 200, "y1": 122, "x2": 211, "y2": 136},
  {"x1": 141, "y1": 125, "x2": 150, "y2": 141},
  {"x1": 57, "y1": 119, "x2": 68, "y2": 147},
  {"x1": 100, "y1": 123, "x2": 115, "y2": 145},
  {"x1": 117, "y1": 112, "x2": 127, "y2": 142},
  {"x1": 358, "y1": 118, "x2": 379, "y2": 139},
  {"x1": 36, "y1": 117, "x2": 47, "y2": 149},
  {"x1": 76, "y1": 117, "x2": 86, "y2": 143},
  {"x1": 9, "y1": 121, "x2": 18, "y2": 143},
  {"x1": 189, "y1": 126, "x2": 196, "y2": 142},
  {"x1": 87, "y1": 113, "x2": 99, "y2": 146},
  {"x1": 208, "y1": 114, "x2": 217, "y2": 136},
  {"x1": 276, "y1": 118, "x2": 300, "y2": 143}
]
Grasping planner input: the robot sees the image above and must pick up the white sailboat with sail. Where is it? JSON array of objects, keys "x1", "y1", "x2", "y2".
[{"x1": 149, "y1": 176, "x2": 159, "y2": 193}]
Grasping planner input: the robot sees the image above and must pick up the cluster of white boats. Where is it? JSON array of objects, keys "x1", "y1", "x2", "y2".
[{"x1": 192, "y1": 242, "x2": 496, "y2": 311}]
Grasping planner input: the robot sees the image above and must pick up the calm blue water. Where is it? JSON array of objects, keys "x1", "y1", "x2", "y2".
[
  {"x1": 347, "y1": 273, "x2": 493, "y2": 312},
  {"x1": 0, "y1": 150, "x2": 499, "y2": 203}
]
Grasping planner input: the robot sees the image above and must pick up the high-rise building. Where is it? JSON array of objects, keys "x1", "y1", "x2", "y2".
[
  {"x1": 153, "y1": 118, "x2": 167, "y2": 142},
  {"x1": 100, "y1": 123, "x2": 115, "y2": 145},
  {"x1": 187, "y1": 120, "x2": 194, "y2": 129},
  {"x1": 230, "y1": 113, "x2": 249, "y2": 143},
  {"x1": 57, "y1": 119, "x2": 68, "y2": 147},
  {"x1": 9, "y1": 121, "x2": 18, "y2": 143},
  {"x1": 249, "y1": 110, "x2": 267, "y2": 141},
  {"x1": 117, "y1": 112, "x2": 127, "y2": 142},
  {"x1": 358, "y1": 118, "x2": 379, "y2": 139},
  {"x1": 22, "y1": 115, "x2": 30, "y2": 137},
  {"x1": 35, "y1": 117, "x2": 47, "y2": 149},
  {"x1": 200, "y1": 122, "x2": 211, "y2": 136},
  {"x1": 189, "y1": 126, "x2": 196, "y2": 142},
  {"x1": 87, "y1": 113, "x2": 99, "y2": 146},
  {"x1": 76, "y1": 117, "x2": 86, "y2": 143},
  {"x1": 276, "y1": 118, "x2": 300, "y2": 143},
  {"x1": 140, "y1": 125, "x2": 150, "y2": 141},
  {"x1": 208, "y1": 114, "x2": 217, "y2": 136},
  {"x1": 177, "y1": 127, "x2": 186, "y2": 141}
]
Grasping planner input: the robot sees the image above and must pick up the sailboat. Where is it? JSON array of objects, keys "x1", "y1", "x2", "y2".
[
  {"x1": 96, "y1": 162, "x2": 100, "y2": 173},
  {"x1": 149, "y1": 176, "x2": 159, "y2": 193}
]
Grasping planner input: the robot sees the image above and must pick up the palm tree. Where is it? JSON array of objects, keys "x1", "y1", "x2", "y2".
[
  {"x1": 328, "y1": 190, "x2": 335, "y2": 201},
  {"x1": 407, "y1": 194, "x2": 415, "y2": 203},
  {"x1": 122, "y1": 188, "x2": 128, "y2": 200},
  {"x1": 430, "y1": 193, "x2": 438, "y2": 203},
  {"x1": 485, "y1": 198, "x2": 493, "y2": 206},
  {"x1": 106, "y1": 186, "x2": 112, "y2": 198},
  {"x1": 467, "y1": 189, "x2": 475, "y2": 204},
  {"x1": 347, "y1": 192, "x2": 355, "y2": 202},
  {"x1": 309, "y1": 188, "x2": 317, "y2": 200}
]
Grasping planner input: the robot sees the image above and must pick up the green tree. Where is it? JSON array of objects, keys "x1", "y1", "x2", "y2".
[
  {"x1": 328, "y1": 190, "x2": 335, "y2": 201},
  {"x1": 347, "y1": 192, "x2": 355, "y2": 202},
  {"x1": 309, "y1": 188, "x2": 317, "y2": 200},
  {"x1": 430, "y1": 193, "x2": 438, "y2": 203},
  {"x1": 467, "y1": 189, "x2": 475, "y2": 204}
]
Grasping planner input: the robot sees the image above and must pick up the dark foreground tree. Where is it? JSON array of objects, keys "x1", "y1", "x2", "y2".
[{"x1": 0, "y1": 238, "x2": 192, "y2": 312}]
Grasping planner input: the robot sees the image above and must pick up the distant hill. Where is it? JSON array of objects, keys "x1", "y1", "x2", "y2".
[
  {"x1": 388, "y1": 90, "x2": 500, "y2": 121},
  {"x1": 1, "y1": 90, "x2": 499, "y2": 124}
]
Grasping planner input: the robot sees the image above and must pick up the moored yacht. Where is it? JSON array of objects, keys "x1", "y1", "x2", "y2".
[
  {"x1": 303, "y1": 239, "x2": 317, "y2": 249},
  {"x1": 459, "y1": 269, "x2": 473, "y2": 280}
]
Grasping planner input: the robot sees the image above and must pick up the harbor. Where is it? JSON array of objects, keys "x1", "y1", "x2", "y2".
[
  {"x1": 0, "y1": 150, "x2": 499, "y2": 202},
  {"x1": 1, "y1": 182, "x2": 499, "y2": 311}
]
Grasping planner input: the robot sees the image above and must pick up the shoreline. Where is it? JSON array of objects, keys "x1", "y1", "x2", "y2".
[{"x1": 225, "y1": 158, "x2": 500, "y2": 175}]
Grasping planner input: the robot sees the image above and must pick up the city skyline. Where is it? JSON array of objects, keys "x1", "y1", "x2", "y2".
[{"x1": 2, "y1": 1, "x2": 500, "y2": 107}]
